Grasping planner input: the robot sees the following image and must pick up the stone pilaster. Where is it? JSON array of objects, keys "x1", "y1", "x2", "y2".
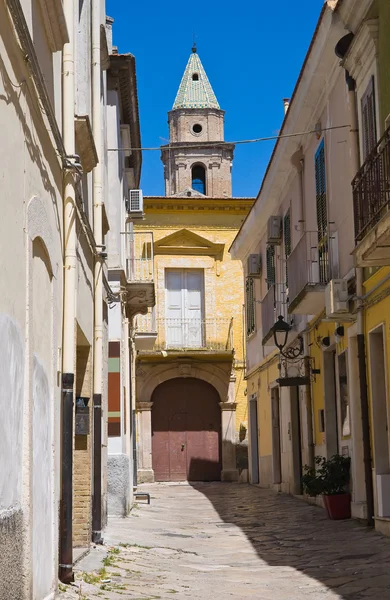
[
  {"x1": 136, "y1": 402, "x2": 154, "y2": 483},
  {"x1": 220, "y1": 401, "x2": 239, "y2": 482}
]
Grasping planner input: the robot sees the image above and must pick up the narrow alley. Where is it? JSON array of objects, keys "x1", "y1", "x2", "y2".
[{"x1": 61, "y1": 483, "x2": 390, "y2": 600}]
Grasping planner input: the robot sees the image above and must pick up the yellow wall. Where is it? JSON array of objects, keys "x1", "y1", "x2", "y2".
[
  {"x1": 247, "y1": 355, "x2": 278, "y2": 457},
  {"x1": 364, "y1": 267, "x2": 390, "y2": 464}
]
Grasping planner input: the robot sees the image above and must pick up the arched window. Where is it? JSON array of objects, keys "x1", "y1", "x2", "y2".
[
  {"x1": 192, "y1": 73, "x2": 199, "y2": 81},
  {"x1": 192, "y1": 165, "x2": 206, "y2": 195}
]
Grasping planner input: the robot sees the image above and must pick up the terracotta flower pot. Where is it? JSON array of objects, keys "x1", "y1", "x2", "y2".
[{"x1": 323, "y1": 493, "x2": 351, "y2": 520}]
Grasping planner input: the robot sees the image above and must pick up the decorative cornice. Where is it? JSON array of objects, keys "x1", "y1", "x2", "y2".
[
  {"x1": 219, "y1": 402, "x2": 237, "y2": 411},
  {"x1": 143, "y1": 196, "x2": 254, "y2": 215},
  {"x1": 154, "y1": 228, "x2": 224, "y2": 258},
  {"x1": 343, "y1": 19, "x2": 379, "y2": 84},
  {"x1": 37, "y1": 0, "x2": 69, "y2": 52}
]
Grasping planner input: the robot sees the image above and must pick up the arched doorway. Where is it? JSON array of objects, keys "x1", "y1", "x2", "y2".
[{"x1": 151, "y1": 378, "x2": 222, "y2": 481}]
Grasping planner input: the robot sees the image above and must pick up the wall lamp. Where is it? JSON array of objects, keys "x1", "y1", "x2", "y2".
[{"x1": 271, "y1": 315, "x2": 304, "y2": 359}]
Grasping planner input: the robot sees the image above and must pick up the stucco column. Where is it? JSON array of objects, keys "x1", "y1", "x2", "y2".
[
  {"x1": 220, "y1": 401, "x2": 239, "y2": 482},
  {"x1": 136, "y1": 402, "x2": 154, "y2": 483}
]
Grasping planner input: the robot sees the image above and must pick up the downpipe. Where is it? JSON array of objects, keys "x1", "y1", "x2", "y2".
[
  {"x1": 91, "y1": 0, "x2": 104, "y2": 544},
  {"x1": 60, "y1": 0, "x2": 77, "y2": 581}
]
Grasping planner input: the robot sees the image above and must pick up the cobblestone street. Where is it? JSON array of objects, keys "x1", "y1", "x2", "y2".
[{"x1": 60, "y1": 483, "x2": 390, "y2": 599}]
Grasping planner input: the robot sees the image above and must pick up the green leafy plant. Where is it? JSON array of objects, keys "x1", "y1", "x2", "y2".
[{"x1": 302, "y1": 454, "x2": 351, "y2": 497}]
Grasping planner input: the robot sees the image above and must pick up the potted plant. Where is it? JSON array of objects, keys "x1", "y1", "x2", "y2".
[{"x1": 302, "y1": 454, "x2": 351, "y2": 520}]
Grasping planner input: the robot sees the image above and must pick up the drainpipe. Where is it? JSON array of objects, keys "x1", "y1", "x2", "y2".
[
  {"x1": 60, "y1": 0, "x2": 76, "y2": 583},
  {"x1": 92, "y1": 0, "x2": 104, "y2": 544},
  {"x1": 348, "y1": 75, "x2": 375, "y2": 526}
]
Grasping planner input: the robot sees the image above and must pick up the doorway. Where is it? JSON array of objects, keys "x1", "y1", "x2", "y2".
[
  {"x1": 323, "y1": 350, "x2": 339, "y2": 457},
  {"x1": 271, "y1": 387, "x2": 282, "y2": 484},
  {"x1": 249, "y1": 395, "x2": 259, "y2": 484},
  {"x1": 369, "y1": 327, "x2": 390, "y2": 475},
  {"x1": 165, "y1": 269, "x2": 204, "y2": 348},
  {"x1": 151, "y1": 378, "x2": 222, "y2": 481},
  {"x1": 291, "y1": 386, "x2": 303, "y2": 494}
]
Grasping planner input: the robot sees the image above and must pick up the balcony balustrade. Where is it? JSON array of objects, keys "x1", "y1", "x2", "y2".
[
  {"x1": 353, "y1": 126, "x2": 390, "y2": 266},
  {"x1": 133, "y1": 308, "x2": 157, "y2": 351},
  {"x1": 124, "y1": 231, "x2": 155, "y2": 317},
  {"x1": 287, "y1": 230, "x2": 337, "y2": 315},
  {"x1": 152, "y1": 317, "x2": 234, "y2": 352}
]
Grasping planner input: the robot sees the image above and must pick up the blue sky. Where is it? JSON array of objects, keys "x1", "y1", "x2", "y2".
[{"x1": 106, "y1": 0, "x2": 324, "y2": 198}]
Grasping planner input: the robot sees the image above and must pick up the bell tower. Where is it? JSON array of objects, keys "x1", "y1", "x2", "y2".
[{"x1": 161, "y1": 45, "x2": 235, "y2": 198}]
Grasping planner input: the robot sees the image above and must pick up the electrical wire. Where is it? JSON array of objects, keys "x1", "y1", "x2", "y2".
[{"x1": 107, "y1": 124, "x2": 350, "y2": 152}]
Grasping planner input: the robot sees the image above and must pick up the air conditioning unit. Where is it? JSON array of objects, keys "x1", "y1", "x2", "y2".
[
  {"x1": 325, "y1": 279, "x2": 350, "y2": 320},
  {"x1": 247, "y1": 254, "x2": 262, "y2": 277},
  {"x1": 267, "y1": 216, "x2": 282, "y2": 244},
  {"x1": 126, "y1": 189, "x2": 144, "y2": 218}
]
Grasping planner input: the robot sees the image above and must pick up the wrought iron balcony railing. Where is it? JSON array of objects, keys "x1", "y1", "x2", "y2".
[
  {"x1": 153, "y1": 318, "x2": 234, "y2": 352},
  {"x1": 126, "y1": 231, "x2": 154, "y2": 283},
  {"x1": 353, "y1": 126, "x2": 390, "y2": 243}
]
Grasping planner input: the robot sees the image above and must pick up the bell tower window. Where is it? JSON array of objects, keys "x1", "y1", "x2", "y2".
[{"x1": 192, "y1": 164, "x2": 206, "y2": 195}]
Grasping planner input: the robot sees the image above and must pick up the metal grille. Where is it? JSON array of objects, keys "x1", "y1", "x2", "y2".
[
  {"x1": 266, "y1": 245, "x2": 276, "y2": 290},
  {"x1": 246, "y1": 277, "x2": 256, "y2": 336},
  {"x1": 283, "y1": 210, "x2": 291, "y2": 286},
  {"x1": 353, "y1": 125, "x2": 390, "y2": 242},
  {"x1": 315, "y1": 141, "x2": 329, "y2": 284}
]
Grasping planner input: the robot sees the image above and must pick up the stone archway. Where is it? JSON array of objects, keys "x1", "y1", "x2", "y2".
[{"x1": 136, "y1": 359, "x2": 239, "y2": 483}]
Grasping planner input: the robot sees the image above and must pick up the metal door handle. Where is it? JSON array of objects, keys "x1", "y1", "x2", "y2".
[{"x1": 181, "y1": 443, "x2": 185, "y2": 451}]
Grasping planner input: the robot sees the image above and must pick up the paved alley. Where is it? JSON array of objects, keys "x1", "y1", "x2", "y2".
[{"x1": 60, "y1": 483, "x2": 390, "y2": 600}]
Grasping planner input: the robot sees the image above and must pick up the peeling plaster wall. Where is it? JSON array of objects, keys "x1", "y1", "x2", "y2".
[
  {"x1": 0, "y1": 316, "x2": 25, "y2": 600},
  {"x1": 0, "y1": 1, "x2": 63, "y2": 595}
]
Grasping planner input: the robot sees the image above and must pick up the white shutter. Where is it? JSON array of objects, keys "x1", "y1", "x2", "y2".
[
  {"x1": 165, "y1": 271, "x2": 184, "y2": 346},
  {"x1": 184, "y1": 271, "x2": 203, "y2": 347}
]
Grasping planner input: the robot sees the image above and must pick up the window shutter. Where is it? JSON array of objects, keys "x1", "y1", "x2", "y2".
[
  {"x1": 283, "y1": 210, "x2": 291, "y2": 286},
  {"x1": 315, "y1": 140, "x2": 330, "y2": 283},
  {"x1": 266, "y1": 245, "x2": 276, "y2": 290},
  {"x1": 361, "y1": 76, "x2": 377, "y2": 161},
  {"x1": 315, "y1": 140, "x2": 327, "y2": 243},
  {"x1": 245, "y1": 277, "x2": 255, "y2": 336}
]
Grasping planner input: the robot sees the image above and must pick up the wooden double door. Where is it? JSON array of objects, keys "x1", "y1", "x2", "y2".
[{"x1": 151, "y1": 378, "x2": 222, "y2": 482}]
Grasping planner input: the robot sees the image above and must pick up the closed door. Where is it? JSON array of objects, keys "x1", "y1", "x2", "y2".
[
  {"x1": 249, "y1": 397, "x2": 259, "y2": 484},
  {"x1": 152, "y1": 378, "x2": 221, "y2": 481},
  {"x1": 271, "y1": 387, "x2": 282, "y2": 484},
  {"x1": 165, "y1": 270, "x2": 204, "y2": 347}
]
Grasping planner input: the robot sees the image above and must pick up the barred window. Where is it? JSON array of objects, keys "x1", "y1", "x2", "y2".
[
  {"x1": 283, "y1": 210, "x2": 291, "y2": 286},
  {"x1": 266, "y1": 245, "x2": 276, "y2": 290},
  {"x1": 246, "y1": 277, "x2": 256, "y2": 336}
]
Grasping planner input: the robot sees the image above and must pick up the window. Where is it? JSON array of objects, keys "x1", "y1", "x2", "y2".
[
  {"x1": 361, "y1": 76, "x2": 377, "y2": 161},
  {"x1": 192, "y1": 164, "x2": 206, "y2": 194},
  {"x1": 266, "y1": 245, "x2": 275, "y2": 290},
  {"x1": 283, "y1": 210, "x2": 291, "y2": 286},
  {"x1": 192, "y1": 73, "x2": 199, "y2": 81},
  {"x1": 246, "y1": 277, "x2": 256, "y2": 336},
  {"x1": 192, "y1": 123, "x2": 202, "y2": 134},
  {"x1": 315, "y1": 140, "x2": 329, "y2": 283},
  {"x1": 165, "y1": 269, "x2": 204, "y2": 348}
]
